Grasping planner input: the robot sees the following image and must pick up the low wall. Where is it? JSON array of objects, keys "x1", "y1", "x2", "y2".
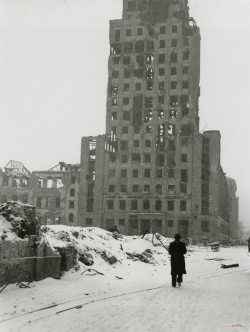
[{"x1": 0, "y1": 236, "x2": 61, "y2": 287}]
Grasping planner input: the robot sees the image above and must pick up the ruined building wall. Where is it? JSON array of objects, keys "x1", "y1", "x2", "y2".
[{"x1": 29, "y1": 168, "x2": 80, "y2": 226}]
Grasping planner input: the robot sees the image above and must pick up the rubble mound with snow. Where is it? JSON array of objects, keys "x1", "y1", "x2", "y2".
[
  {"x1": 0, "y1": 201, "x2": 39, "y2": 240},
  {"x1": 41, "y1": 225, "x2": 172, "y2": 268}
]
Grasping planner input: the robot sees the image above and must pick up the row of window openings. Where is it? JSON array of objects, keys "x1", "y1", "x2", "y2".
[
  {"x1": 109, "y1": 166, "x2": 187, "y2": 177},
  {"x1": 108, "y1": 183, "x2": 187, "y2": 194},
  {"x1": 103, "y1": 218, "x2": 209, "y2": 232},
  {"x1": 126, "y1": 0, "x2": 180, "y2": 13},
  {"x1": 108, "y1": 152, "x2": 188, "y2": 164},
  {"x1": 106, "y1": 199, "x2": 187, "y2": 211},
  {"x1": 114, "y1": 25, "x2": 182, "y2": 41},
  {"x1": 37, "y1": 176, "x2": 76, "y2": 189},
  {"x1": 112, "y1": 62, "x2": 189, "y2": 81},
  {"x1": 36, "y1": 195, "x2": 75, "y2": 208},
  {"x1": 112, "y1": 52, "x2": 189, "y2": 68}
]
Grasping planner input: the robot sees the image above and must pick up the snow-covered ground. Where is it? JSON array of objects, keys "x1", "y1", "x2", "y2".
[{"x1": 0, "y1": 226, "x2": 250, "y2": 332}]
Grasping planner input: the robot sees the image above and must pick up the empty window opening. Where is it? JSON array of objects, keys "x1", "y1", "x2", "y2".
[
  {"x1": 144, "y1": 109, "x2": 152, "y2": 122},
  {"x1": 180, "y1": 183, "x2": 187, "y2": 193},
  {"x1": 182, "y1": 81, "x2": 189, "y2": 89},
  {"x1": 171, "y1": 67, "x2": 177, "y2": 75},
  {"x1": 112, "y1": 97, "x2": 118, "y2": 106},
  {"x1": 168, "y1": 124, "x2": 175, "y2": 136},
  {"x1": 144, "y1": 185, "x2": 150, "y2": 193},
  {"x1": 145, "y1": 139, "x2": 151, "y2": 148},
  {"x1": 69, "y1": 213, "x2": 74, "y2": 223},
  {"x1": 158, "y1": 53, "x2": 165, "y2": 64},
  {"x1": 181, "y1": 169, "x2": 188, "y2": 182},
  {"x1": 159, "y1": 81, "x2": 164, "y2": 90},
  {"x1": 169, "y1": 109, "x2": 177, "y2": 118},
  {"x1": 122, "y1": 126, "x2": 129, "y2": 134},
  {"x1": 158, "y1": 95, "x2": 164, "y2": 104},
  {"x1": 159, "y1": 40, "x2": 165, "y2": 48},
  {"x1": 144, "y1": 168, "x2": 151, "y2": 177},
  {"x1": 126, "y1": 28, "x2": 132, "y2": 37},
  {"x1": 144, "y1": 154, "x2": 151, "y2": 163},
  {"x1": 159, "y1": 68, "x2": 165, "y2": 76},
  {"x1": 146, "y1": 125, "x2": 152, "y2": 134},
  {"x1": 143, "y1": 199, "x2": 150, "y2": 210},
  {"x1": 112, "y1": 84, "x2": 119, "y2": 96},
  {"x1": 158, "y1": 109, "x2": 164, "y2": 119},
  {"x1": 124, "y1": 42, "x2": 133, "y2": 54},
  {"x1": 170, "y1": 96, "x2": 178, "y2": 107},
  {"x1": 135, "y1": 82, "x2": 142, "y2": 91},
  {"x1": 109, "y1": 185, "x2": 115, "y2": 192},
  {"x1": 111, "y1": 112, "x2": 117, "y2": 121},
  {"x1": 170, "y1": 81, "x2": 177, "y2": 89},
  {"x1": 135, "y1": 40, "x2": 144, "y2": 53},
  {"x1": 201, "y1": 220, "x2": 209, "y2": 232},
  {"x1": 38, "y1": 178, "x2": 45, "y2": 188},
  {"x1": 147, "y1": 80, "x2": 153, "y2": 91},
  {"x1": 167, "y1": 153, "x2": 176, "y2": 166},
  {"x1": 133, "y1": 169, "x2": 139, "y2": 178},
  {"x1": 122, "y1": 154, "x2": 128, "y2": 163},
  {"x1": 123, "y1": 111, "x2": 130, "y2": 121},
  {"x1": 156, "y1": 154, "x2": 165, "y2": 167},
  {"x1": 113, "y1": 57, "x2": 120, "y2": 65},
  {"x1": 160, "y1": 26, "x2": 166, "y2": 34},
  {"x1": 156, "y1": 184, "x2": 162, "y2": 193},
  {"x1": 167, "y1": 220, "x2": 174, "y2": 227},
  {"x1": 168, "y1": 168, "x2": 175, "y2": 178},
  {"x1": 146, "y1": 68, "x2": 154, "y2": 80},
  {"x1": 121, "y1": 169, "x2": 127, "y2": 178},
  {"x1": 120, "y1": 184, "x2": 127, "y2": 193},
  {"x1": 133, "y1": 140, "x2": 139, "y2": 148},
  {"x1": 146, "y1": 53, "x2": 154, "y2": 64},
  {"x1": 168, "y1": 185, "x2": 175, "y2": 194},
  {"x1": 180, "y1": 200, "x2": 187, "y2": 211},
  {"x1": 131, "y1": 200, "x2": 138, "y2": 210},
  {"x1": 119, "y1": 200, "x2": 126, "y2": 210},
  {"x1": 47, "y1": 178, "x2": 53, "y2": 188},
  {"x1": 172, "y1": 25, "x2": 178, "y2": 33},
  {"x1": 183, "y1": 50, "x2": 190, "y2": 61},
  {"x1": 167, "y1": 139, "x2": 176, "y2": 151},
  {"x1": 181, "y1": 154, "x2": 188, "y2": 163},
  {"x1": 137, "y1": 27, "x2": 143, "y2": 35},
  {"x1": 168, "y1": 200, "x2": 175, "y2": 211},
  {"x1": 183, "y1": 66, "x2": 189, "y2": 74},
  {"x1": 123, "y1": 56, "x2": 131, "y2": 65},
  {"x1": 170, "y1": 52, "x2": 178, "y2": 63},
  {"x1": 107, "y1": 200, "x2": 114, "y2": 210},
  {"x1": 69, "y1": 200, "x2": 75, "y2": 209},
  {"x1": 110, "y1": 44, "x2": 121, "y2": 55},
  {"x1": 132, "y1": 153, "x2": 141, "y2": 162},
  {"x1": 155, "y1": 200, "x2": 162, "y2": 211},
  {"x1": 171, "y1": 39, "x2": 177, "y2": 47},
  {"x1": 146, "y1": 40, "x2": 154, "y2": 51},
  {"x1": 156, "y1": 169, "x2": 163, "y2": 178},
  {"x1": 132, "y1": 184, "x2": 139, "y2": 193},
  {"x1": 114, "y1": 29, "x2": 121, "y2": 41}
]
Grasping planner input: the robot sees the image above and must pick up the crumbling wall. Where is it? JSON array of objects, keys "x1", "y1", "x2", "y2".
[{"x1": 0, "y1": 236, "x2": 61, "y2": 287}]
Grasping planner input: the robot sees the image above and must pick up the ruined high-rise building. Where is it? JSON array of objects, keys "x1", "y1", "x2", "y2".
[{"x1": 79, "y1": 0, "x2": 238, "y2": 242}]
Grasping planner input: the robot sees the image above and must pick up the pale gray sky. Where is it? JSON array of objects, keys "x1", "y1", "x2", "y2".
[{"x1": 0, "y1": 0, "x2": 249, "y2": 228}]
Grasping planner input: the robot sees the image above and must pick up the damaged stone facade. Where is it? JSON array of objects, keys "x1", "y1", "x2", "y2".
[
  {"x1": 29, "y1": 162, "x2": 80, "y2": 225},
  {"x1": 79, "y1": 0, "x2": 239, "y2": 242},
  {"x1": 0, "y1": 161, "x2": 30, "y2": 204}
]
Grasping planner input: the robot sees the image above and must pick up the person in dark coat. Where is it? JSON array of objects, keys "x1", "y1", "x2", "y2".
[
  {"x1": 248, "y1": 237, "x2": 250, "y2": 252},
  {"x1": 168, "y1": 233, "x2": 187, "y2": 287}
]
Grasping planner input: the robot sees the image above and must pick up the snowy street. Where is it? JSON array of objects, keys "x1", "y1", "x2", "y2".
[{"x1": 0, "y1": 227, "x2": 249, "y2": 332}]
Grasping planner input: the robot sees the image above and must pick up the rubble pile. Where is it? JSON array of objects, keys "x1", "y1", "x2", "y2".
[{"x1": 0, "y1": 201, "x2": 39, "y2": 239}]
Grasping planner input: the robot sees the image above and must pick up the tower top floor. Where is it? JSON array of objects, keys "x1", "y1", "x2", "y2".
[{"x1": 122, "y1": 0, "x2": 190, "y2": 22}]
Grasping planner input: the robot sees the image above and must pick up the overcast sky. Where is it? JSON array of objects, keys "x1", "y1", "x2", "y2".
[{"x1": 0, "y1": 0, "x2": 249, "y2": 228}]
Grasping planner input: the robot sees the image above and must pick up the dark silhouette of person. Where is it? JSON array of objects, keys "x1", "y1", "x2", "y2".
[
  {"x1": 168, "y1": 233, "x2": 187, "y2": 287},
  {"x1": 248, "y1": 237, "x2": 250, "y2": 252}
]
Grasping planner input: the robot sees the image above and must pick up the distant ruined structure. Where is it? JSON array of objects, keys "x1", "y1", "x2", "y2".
[{"x1": 0, "y1": 0, "x2": 239, "y2": 242}]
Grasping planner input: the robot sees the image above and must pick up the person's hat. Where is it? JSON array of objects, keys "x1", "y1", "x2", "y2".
[{"x1": 174, "y1": 233, "x2": 181, "y2": 239}]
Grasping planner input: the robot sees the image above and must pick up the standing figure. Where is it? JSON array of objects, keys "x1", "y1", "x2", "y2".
[
  {"x1": 168, "y1": 233, "x2": 187, "y2": 287},
  {"x1": 248, "y1": 237, "x2": 250, "y2": 252}
]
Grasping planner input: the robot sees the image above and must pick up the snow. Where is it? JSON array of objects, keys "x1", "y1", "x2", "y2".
[
  {"x1": 0, "y1": 226, "x2": 249, "y2": 332},
  {"x1": 0, "y1": 216, "x2": 19, "y2": 241}
]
